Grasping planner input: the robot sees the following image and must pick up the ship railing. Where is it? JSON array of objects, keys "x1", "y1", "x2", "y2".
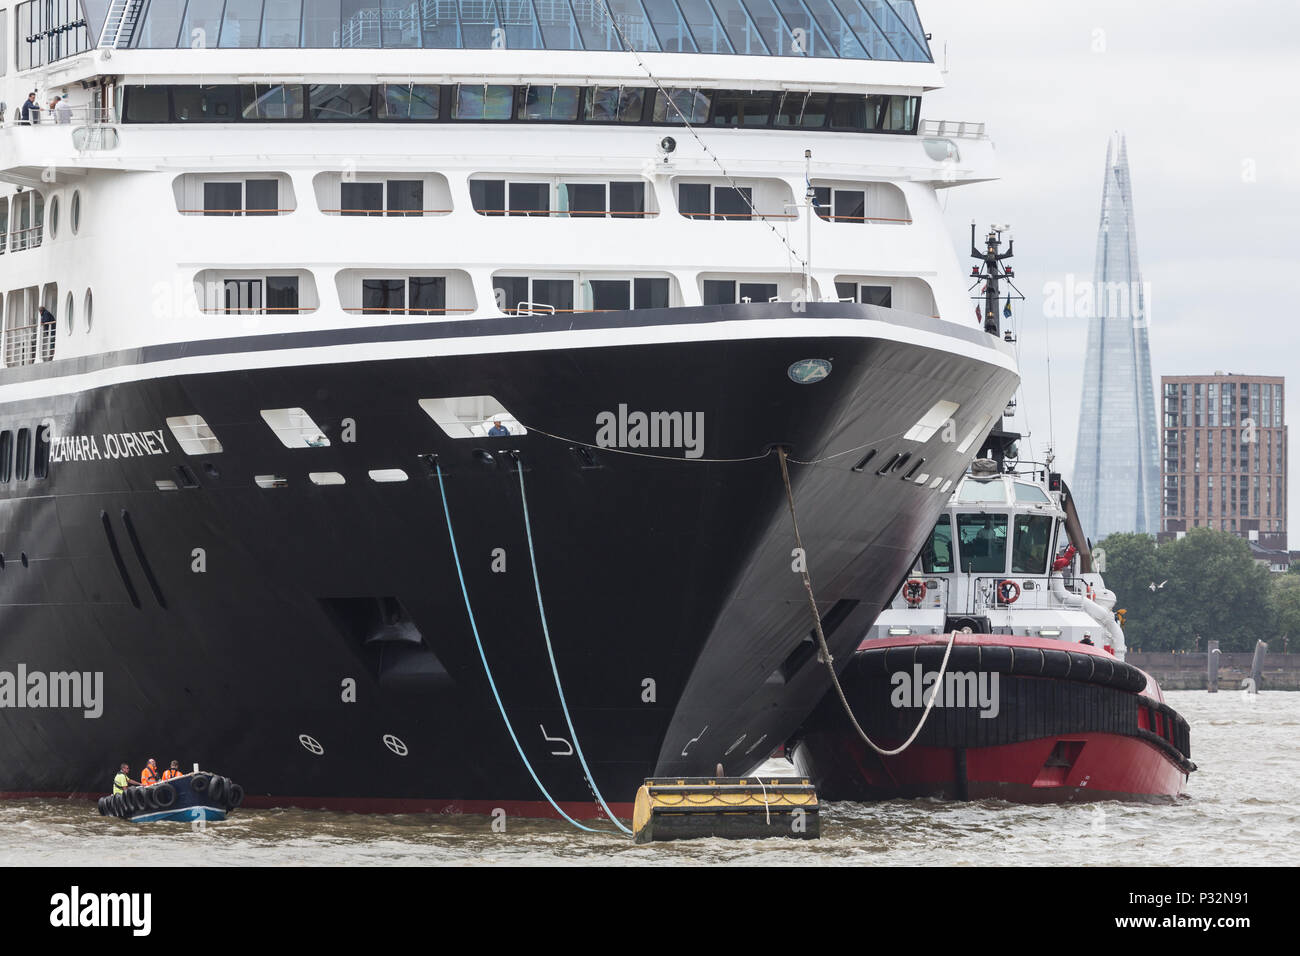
[
  {"x1": 471, "y1": 208, "x2": 659, "y2": 218},
  {"x1": 8, "y1": 226, "x2": 43, "y2": 252},
  {"x1": 8, "y1": 106, "x2": 117, "y2": 127},
  {"x1": 339, "y1": 307, "x2": 475, "y2": 315},
  {"x1": 919, "y1": 119, "x2": 987, "y2": 139},
  {"x1": 321, "y1": 208, "x2": 454, "y2": 217},
  {"x1": 179, "y1": 208, "x2": 297, "y2": 216},
  {"x1": 199, "y1": 306, "x2": 320, "y2": 315},
  {"x1": 813, "y1": 213, "x2": 913, "y2": 224},
  {"x1": 1, "y1": 323, "x2": 56, "y2": 367},
  {"x1": 968, "y1": 573, "x2": 1088, "y2": 614},
  {"x1": 682, "y1": 211, "x2": 798, "y2": 220}
]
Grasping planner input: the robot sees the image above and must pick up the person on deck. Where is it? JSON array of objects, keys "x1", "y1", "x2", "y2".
[
  {"x1": 20, "y1": 92, "x2": 39, "y2": 125},
  {"x1": 162, "y1": 761, "x2": 183, "y2": 781},
  {"x1": 488, "y1": 419, "x2": 510, "y2": 437},
  {"x1": 113, "y1": 763, "x2": 140, "y2": 794},
  {"x1": 140, "y1": 758, "x2": 160, "y2": 786}
]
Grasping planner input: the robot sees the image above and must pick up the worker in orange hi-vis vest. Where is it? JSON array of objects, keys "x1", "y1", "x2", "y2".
[
  {"x1": 140, "y1": 758, "x2": 159, "y2": 786},
  {"x1": 161, "y1": 760, "x2": 183, "y2": 782}
]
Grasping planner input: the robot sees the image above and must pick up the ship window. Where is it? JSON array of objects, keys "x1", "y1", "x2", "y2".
[
  {"x1": 920, "y1": 518, "x2": 953, "y2": 573},
  {"x1": 835, "y1": 282, "x2": 892, "y2": 306},
  {"x1": 1011, "y1": 514, "x2": 1053, "y2": 574},
  {"x1": 679, "y1": 183, "x2": 711, "y2": 220},
  {"x1": 267, "y1": 276, "x2": 300, "y2": 314},
  {"x1": 309, "y1": 471, "x2": 346, "y2": 485},
  {"x1": 584, "y1": 87, "x2": 644, "y2": 123},
  {"x1": 508, "y1": 182, "x2": 549, "y2": 217},
  {"x1": 453, "y1": 85, "x2": 514, "y2": 120},
  {"x1": 172, "y1": 85, "x2": 243, "y2": 121},
  {"x1": 223, "y1": 278, "x2": 263, "y2": 314},
  {"x1": 155, "y1": 480, "x2": 179, "y2": 491},
  {"x1": 634, "y1": 277, "x2": 670, "y2": 309},
  {"x1": 518, "y1": 86, "x2": 581, "y2": 121},
  {"x1": 677, "y1": 183, "x2": 755, "y2": 221},
  {"x1": 341, "y1": 182, "x2": 384, "y2": 216},
  {"x1": 15, "y1": 428, "x2": 30, "y2": 481},
  {"x1": 34, "y1": 424, "x2": 49, "y2": 479},
  {"x1": 309, "y1": 84, "x2": 374, "y2": 121},
  {"x1": 776, "y1": 92, "x2": 829, "y2": 128},
  {"x1": 703, "y1": 280, "x2": 735, "y2": 306},
  {"x1": 653, "y1": 88, "x2": 711, "y2": 124},
  {"x1": 65, "y1": 292, "x2": 74, "y2": 333},
  {"x1": 379, "y1": 84, "x2": 440, "y2": 119},
  {"x1": 956, "y1": 513, "x2": 1008, "y2": 574},
  {"x1": 0, "y1": 430, "x2": 10, "y2": 483},
  {"x1": 83, "y1": 289, "x2": 92, "y2": 330},
  {"x1": 49, "y1": 197, "x2": 59, "y2": 239},
  {"x1": 362, "y1": 279, "x2": 404, "y2": 315},
  {"x1": 710, "y1": 91, "x2": 774, "y2": 126},
  {"x1": 1014, "y1": 482, "x2": 1051, "y2": 504},
  {"x1": 254, "y1": 474, "x2": 289, "y2": 488},
  {"x1": 590, "y1": 281, "x2": 631, "y2": 311},
  {"x1": 491, "y1": 277, "x2": 573, "y2": 314},
  {"x1": 245, "y1": 179, "x2": 279, "y2": 215},
  {"x1": 386, "y1": 180, "x2": 423, "y2": 217},
  {"x1": 559, "y1": 181, "x2": 646, "y2": 219},
  {"x1": 260, "y1": 0, "x2": 303, "y2": 47},
  {"x1": 166, "y1": 415, "x2": 225, "y2": 455},
  {"x1": 203, "y1": 182, "x2": 242, "y2": 216},
  {"x1": 368, "y1": 469, "x2": 409, "y2": 482},
  {"x1": 408, "y1": 277, "x2": 446, "y2": 315},
  {"x1": 260, "y1": 408, "x2": 331, "y2": 448},
  {"x1": 957, "y1": 479, "x2": 1006, "y2": 504},
  {"x1": 419, "y1": 396, "x2": 526, "y2": 439},
  {"x1": 834, "y1": 190, "x2": 866, "y2": 222},
  {"x1": 470, "y1": 179, "x2": 505, "y2": 216},
  {"x1": 242, "y1": 84, "x2": 304, "y2": 120},
  {"x1": 123, "y1": 86, "x2": 170, "y2": 122},
  {"x1": 530, "y1": 279, "x2": 573, "y2": 312}
]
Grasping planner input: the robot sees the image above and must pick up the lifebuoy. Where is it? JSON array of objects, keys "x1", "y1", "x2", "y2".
[
  {"x1": 997, "y1": 579, "x2": 1021, "y2": 605},
  {"x1": 902, "y1": 579, "x2": 927, "y2": 606},
  {"x1": 153, "y1": 782, "x2": 177, "y2": 809}
]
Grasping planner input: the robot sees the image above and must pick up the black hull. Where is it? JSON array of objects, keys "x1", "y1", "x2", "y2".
[{"x1": 0, "y1": 304, "x2": 1017, "y2": 815}]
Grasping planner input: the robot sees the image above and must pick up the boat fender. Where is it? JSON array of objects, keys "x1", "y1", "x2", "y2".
[
  {"x1": 97, "y1": 797, "x2": 108, "y2": 816},
  {"x1": 227, "y1": 783, "x2": 244, "y2": 809},
  {"x1": 996, "y1": 579, "x2": 1020, "y2": 604},
  {"x1": 126, "y1": 788, "x2": 146, "y2": 813},
  {"x1": 112, "y1": 792, "x2": 127, "y2": 816},
  {"x1": 191, "y1": 772, "x2": 210, "y2": 793},
  {"x1": 208, "y1": 775, "x2": 226, "y2": 806},
  {"x1": 902, "y1": 579, "x2": 927, "y2": 606},
  {"x1": 153, "y1": 782, "x2": 177, "y2": 809}
]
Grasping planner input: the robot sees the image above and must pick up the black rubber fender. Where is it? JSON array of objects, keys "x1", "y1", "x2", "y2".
[
  {"x1": 1040, "y1": 649, "x2": 1071, "y2": 678},
  {"x1": 153, "y1": 782, "x2": 177, "y2": 809},
  {"x1": 227, "y1": 783, "x2": 244, "y2": 809},
  {"x1": 191, "y1": 772, "x2": 210, "y2": 793},
  {"x1": 980, "y1": 644, "x2": 1013, "y2": 672},
  {"x1": 111, "y1": 792, "x2": 126, "y2": 816},
  {"x1": 1067, "y1": 652, "x2": 1096, "y2": 681},
  {"x1": 143, "y1": 786, "x2": 161, "y2": 811},
  {"x1": 97, "y1": 797, "x2": 108, "y2": 816},
  {"x1": 208, "y1": 775, "x2": 227, "y2": 806}
]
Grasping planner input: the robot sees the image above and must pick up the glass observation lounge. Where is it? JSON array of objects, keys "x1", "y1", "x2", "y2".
[{"x1": 123, "y1": 0, "x2": 932, "y2": 60}]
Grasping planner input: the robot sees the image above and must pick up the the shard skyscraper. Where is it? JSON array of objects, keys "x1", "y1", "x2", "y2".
[{"x1": 1073, "y1": 134, "x2": 1161, "y2": 543}]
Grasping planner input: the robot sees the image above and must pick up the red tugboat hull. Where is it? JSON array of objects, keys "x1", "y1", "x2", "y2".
[{"x1": 794, "y1": 634, "x2": 1195, "y2": 803}]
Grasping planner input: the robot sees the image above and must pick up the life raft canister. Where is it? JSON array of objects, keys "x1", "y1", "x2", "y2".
[
  {"x1": 997, "y1": 579, "x2": 1021, "y2": 605},
  {"x1": 903, "y1": 579, "x2": 927, "y2": 606}
]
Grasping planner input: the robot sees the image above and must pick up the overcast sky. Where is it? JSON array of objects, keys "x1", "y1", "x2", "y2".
[{"x1": 917, "y1": 0, "x2": 1300, "y2": 544}]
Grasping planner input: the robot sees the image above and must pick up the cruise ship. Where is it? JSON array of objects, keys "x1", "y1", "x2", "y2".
[{"x1": 0, "y1": 0, "x2": 1019, "y2": 820}]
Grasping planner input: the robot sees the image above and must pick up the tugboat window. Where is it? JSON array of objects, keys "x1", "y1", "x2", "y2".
[
  {"x1": 920, "y1": 518, "x2": 954, "y2": 574},
  {"x1": 956, "y1": 513, "x2": 1008, "y2": 574},
  {"x1": 1011, "y1": 514, "x2": 1053, "y2": 574}
]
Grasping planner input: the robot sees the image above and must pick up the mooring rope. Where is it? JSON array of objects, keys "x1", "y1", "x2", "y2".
[
  {"x1": 434, "y1": 459, "x2": 615, "y2": 834},
  {"x1": 515, "y1": 456, "x2": 633, "y2": 835},
  {"x1": 777, "y1": 447, "x2": 959, "y2": 756}
]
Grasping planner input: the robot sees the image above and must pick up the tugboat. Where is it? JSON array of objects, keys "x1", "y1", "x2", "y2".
[
  {"x1": 792, "y1": 230, "x2": 1195, "y2": 803},
  {"x1": 98, "y1": 771, "x2": 244, "y2": 823}
]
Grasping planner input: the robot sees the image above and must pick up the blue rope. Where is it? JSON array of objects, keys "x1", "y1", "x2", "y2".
[
  {"x1": 516, "y1": 461, "x2": 633, "y2": 835},
  {"x1": 434, "y1": 461, "x2": 609, "y2": 834}
]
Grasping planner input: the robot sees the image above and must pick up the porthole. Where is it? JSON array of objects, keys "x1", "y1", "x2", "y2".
[
  {"x1": 83, "y1": 289, "x2": 92, "y2": 332},
  {"x1": 49, "y1": 195, "x2": 59, "y2": 238},
  {"x1": 70, "y1": 190, "x2": 81, "y2": 234},
  {"x1": 65, "y1": 291, "x2": 74, "y2": 334}
]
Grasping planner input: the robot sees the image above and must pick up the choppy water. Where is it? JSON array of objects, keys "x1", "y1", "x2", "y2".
[{"x1": 4, "y1": 690, "x2": 1296, "y2": 866}]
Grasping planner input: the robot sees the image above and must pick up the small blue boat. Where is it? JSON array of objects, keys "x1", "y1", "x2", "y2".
[{"x1": 98, "y1": 772, "x2": 244, "y2": 823}]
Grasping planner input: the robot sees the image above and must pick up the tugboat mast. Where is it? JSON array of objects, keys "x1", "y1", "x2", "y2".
[{"x1": 970, "y1": 223, "x2": 1025, "y2": 468}]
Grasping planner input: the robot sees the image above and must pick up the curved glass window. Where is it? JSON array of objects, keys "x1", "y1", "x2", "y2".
[
  {"x1": 1013, "y1": 482, "x2": 1051, "y2": 504},
  {"x1": 957, "y1": 479, "x2": 1006, "y2": 504},
  {"x1": 126, "y1": 0, "x2": 932, "y2": 58},
  {"x1": 956, "y1": 513, "x2": 1007, "y2": 574},
  {"x1": 1011, "y1": 514, "x2": 1053, "y2": 574},
  {"x1": 919, "y1": 518, "x2": 953, "y2": 574}
]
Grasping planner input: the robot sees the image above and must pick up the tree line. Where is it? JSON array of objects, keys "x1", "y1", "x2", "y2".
[{"x1": 1096, "y1": 527, "x2": 1298, "y2": 653}]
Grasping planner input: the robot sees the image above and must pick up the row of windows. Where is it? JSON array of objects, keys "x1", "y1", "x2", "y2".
[
  {"x1": 15, "y1": 0, "x2": 91, "y2": 72},
  {"x1": 181, "y1": 174, "x2": 910, "y2": 224},
  {"x1": 0, "y1": 424, "x2": 48, "y2": 483},
  {"x1": 120, "y1": 84, "x2": 921, "y2": 133},
  {"x1": 124, "y1": 0, "x2": 933, "y2": 61},
  {"x1": 920, "y1": 512, "x2": 1058, "y2": 577}
]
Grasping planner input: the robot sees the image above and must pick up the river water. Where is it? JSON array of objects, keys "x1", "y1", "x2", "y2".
[{"x1": 3, "y1": 690, "x2": 1296, "y2": 866}]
